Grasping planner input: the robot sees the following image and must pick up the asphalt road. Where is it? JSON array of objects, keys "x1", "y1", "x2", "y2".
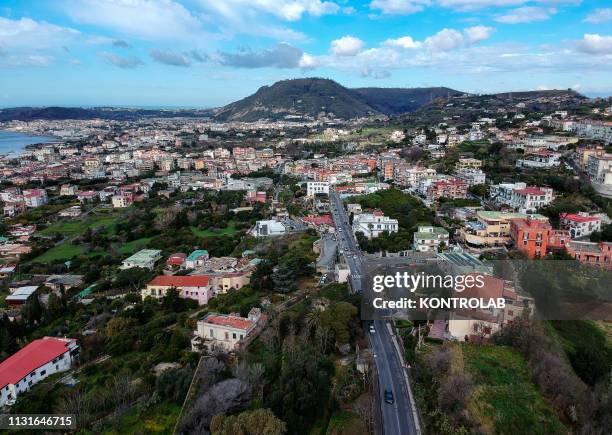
[{"x1": 329, "y1": 189, "x2": 419, "y2": 435}]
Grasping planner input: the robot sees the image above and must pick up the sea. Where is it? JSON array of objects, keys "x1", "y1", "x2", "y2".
[{"x1": 0, "y1": 130, "x2": 58, "y2": 157}]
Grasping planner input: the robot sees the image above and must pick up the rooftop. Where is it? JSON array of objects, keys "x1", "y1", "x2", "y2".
[
  {"x1": 149, "y1": 275, "x2": 210, "y2": 287},
  {"x1": 0, "y1": 337, "x2": 76, "y2": 389},
  {"x1": 202, "y1": 314, "x2": 254, "y2": 331}
]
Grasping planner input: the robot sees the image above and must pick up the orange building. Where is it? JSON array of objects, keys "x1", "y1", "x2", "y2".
[{"x1": 509, "y1": 217, "x2": 552, "y2": 259}]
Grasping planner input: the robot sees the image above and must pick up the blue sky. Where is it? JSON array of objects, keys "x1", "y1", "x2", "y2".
[{"x1": 0, "y1": 0, "x2": 611, "y2": 107}]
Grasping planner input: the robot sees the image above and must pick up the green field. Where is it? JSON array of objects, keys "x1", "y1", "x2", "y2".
[
  {"x1": 32, "y1": 243, "x2": 106, "y2": 263},
  {"x1": 101, "y1": 401, "x2": 181, "y2": 435},
  {"x1": 40, "y1": 212, "x2": 121, "y2": 236},
  {"x1": 116, "y1": 237, "x2": 155, "y2": 255},
  {"x1": 190, "y1": 221, "x2": 238, "y2": 237},
  {"x1": 462, "y1": 343, "x2": 565, "y2": 434}
]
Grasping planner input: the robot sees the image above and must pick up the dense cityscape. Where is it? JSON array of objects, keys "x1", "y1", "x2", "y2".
[{"x1": 1, "y1": 1, "x2": 612, "y2": 434}]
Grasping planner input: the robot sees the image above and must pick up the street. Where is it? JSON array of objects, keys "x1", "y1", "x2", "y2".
[{"x1": 329, "y1": 189, "x2": 420, "y2": 435}]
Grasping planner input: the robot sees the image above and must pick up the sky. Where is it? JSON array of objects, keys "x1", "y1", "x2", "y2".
[{"x1": 0, "y1": 0, "x2": 611, "y2": 107}]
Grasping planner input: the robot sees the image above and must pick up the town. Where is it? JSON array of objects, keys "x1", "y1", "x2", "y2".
[{"x1": 0, "y1": 80, "x2": 610, "y2": 435}]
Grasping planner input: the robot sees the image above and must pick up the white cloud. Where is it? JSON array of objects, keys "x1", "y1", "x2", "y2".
[
  {"x1": 494, "y1": 6, "x2": 556, "y2": 24},
  {"x1": 63, "y1": 0, "x2": 205, "y2": 41},
  {"x1": 464, "y1": 25, "x2": 494, "y2": 44},
  {"x1": 584, "y1": 8, "x2": 612, "y2": 24},
  {"x1": 331, "y1": 35, "x2": 364, "y2": 56},
  {"x1": 576, "y1": 34, "x2": 612, "y2": 54},
  {"x1": 369, "y1": 0, "x2": 431, "y2": 15},
  {"x1": 438, "y1": 0, "x2": 526, "y2": 11},
  {"x1": 150, "y1": 48, "x2": 191, "y2": 66},
  {"x1": 299, "y1": 53, "x2": 319, "y2": 68},
  {"x1": 383, "y1": 36, "x2": 422, "y2": 49},
  {"x1": 425, "y1": 28, "x2": 464, "y2": 51},
  {"x1": 197, "y1": 0, "x2": 340, "y2": 22},
  {"x1": 0, "y1": 17, "x2": 79, "y2": 50}
]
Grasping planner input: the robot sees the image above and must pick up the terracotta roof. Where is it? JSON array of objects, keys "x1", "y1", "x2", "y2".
[
  {"x1": 0, "y1": 337, "x2": 76, "y2": 389},
  {"x1": 204, "y1": 314, "x2": 253, "y2": 330},
  {"x1": 514, "y1": 187, "x2": 546, "y2": 195},
  {"x1": 560, "y1": 213, "x2": 601, "y2": 223},
  {"x1": 148, "y1": 275, "x2": 210, "y2": 287}
]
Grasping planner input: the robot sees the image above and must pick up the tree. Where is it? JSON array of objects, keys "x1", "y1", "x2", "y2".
[
  {"x1": 272, "y1": 263, "x2": 297, "y2": 293},
  {"x1": 211, "y1": 409, "x2": 286, "y2": 435},
  {"x1": 104, "y1": 316, "x2": 138, "y2": 339}
]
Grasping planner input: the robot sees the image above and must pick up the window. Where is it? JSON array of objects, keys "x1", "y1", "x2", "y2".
[
  {"x1": 40, "y1": 370, "x2": 46, "y2": 376},
  {"x1": 225, "y1": 332, "x2": 229, "y2": 340},
  {"x1": 209, "y1": 329, "x2": 214, "y2": 338},
  {"x1": 232, "y1": 333, "x2": 236, "y2": 339}
]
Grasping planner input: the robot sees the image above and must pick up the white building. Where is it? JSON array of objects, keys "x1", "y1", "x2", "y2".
[
  {"x1": 194, "y1": 308, "x2": 262, "y2": 351},
  {"x1": 560, "y1": 213, "x2": 602, "y2": 238},
  {"x1": 516, "y1": 152, "x2": 561, "y2": 169},
  {"x1": 587, "y1": 154, "x2": 612, "y2": 198},
  {"x1": 0, "y1": 337, "x2": 79, "y2": 407},
  {"x1": 491, "y1": 182, "x2": 553, "y2": 214},
  {"x1": 352, "y1": 212, "x2": 398, "y2": 239},
  {"x1": 120, "y1": 249, "x2": 162, "y2": 270},
  {"x1": 306, "y1": 181, "x2": 330, "y2": 197},
  {"x1": 413, "y1": 226, "x2": 450, "y2": 252},
  {"x1": 456, "y1": 169, "x2": 486, "y2": 187},
  {"x1": 253, "y1": 220, "x2": 286, "y2": 237}
]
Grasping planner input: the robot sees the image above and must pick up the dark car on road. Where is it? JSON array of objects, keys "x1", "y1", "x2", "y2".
[{"x1": 384, "y1": 389, "x2": 394, "y2": 404}]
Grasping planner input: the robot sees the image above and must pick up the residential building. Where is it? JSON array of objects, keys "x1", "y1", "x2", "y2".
[
  {"x1": 142, "y1": 275, "x2": 213, "y2": 305},
  {"x1": 23, "y1": 189, "x2": 48, "y2": 208},
  {"x1": 166, "y1": 252, "x2": 187, "y2": 268},
  {"x1": 0, "y1": 337, "x2": 79, "y2": 407},
  {"x1": 586, "y1": 153, "x2": 612, "y2": 198},
  {"x1": 5, "y1": 286, "x2": 38, "y2": 307},
  {"x1": 111, "y1": 193, "x2": 134, "y2": 208},
  {"x1": 426, "y1": 178, "x2": 467, "y2": 201},
  {"x1": 491, "y1": 182, "x2": 553, "y2": 213},
  {"x1": 193, "y1": 308, "x2": 263, "y2": 352},
  {"x1": 447, "y1": 274, "x2": 533, "y2": 342},
  {"x1": 413, "y1": 226, "x2": 450, "y2": 252},
  {"x1": 352, "y1": 212, "x2": 398, "y2": 239},
  {"x1": 456, "y1": 169, "x2": 486, "y2": 187},
  {"x1": 458, "y1": 210, "x2": 548, "y2": 248},
  {"x1": 509, "y1": 217, "x2": 552, "y2": 258},
  {"x1": 515, "y1": 151, "x2": 561, "y2": 169},
  {"x1": 455, "y1": 158, "x2": 482, "y2": 171},
  {"x1": 120, "y1": 249, "x2": 162, "y2": 270},
  {"x1": 306, "y1": 181, "x2": 330, "y2": 197},
  {"x1": 185, "y1": 249, "x2": 210, "y2": 269},
  {"x1": 565, "y1": 241, "x2": 612, "y2": 269},
  {"x1": 560, "y1": 213, "x2": 602, "y2": 238}
]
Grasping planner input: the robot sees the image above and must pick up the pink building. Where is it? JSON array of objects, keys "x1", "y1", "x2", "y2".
[{"x1": 142, "y1": 275, "x2": 213, "y2": 305}]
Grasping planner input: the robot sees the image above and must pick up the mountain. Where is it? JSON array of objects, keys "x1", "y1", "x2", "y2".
[
  {"x1": 353, "y1": 87, "x2": 462, "y2": 115},
  {"x1": 213, "y1": 78, "x2": 377, "y2": 121},
  {"x1": 213, "y1": 78, "x2": 463, "y2": 121}
]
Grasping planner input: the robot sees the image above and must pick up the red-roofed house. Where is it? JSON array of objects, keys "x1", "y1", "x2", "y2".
[
  {"x1": 0, "y1": 337, "x2": 78, "y2": 406},
  {"x1": 194, "y1": 308, "x2": 263, "y2": 351},
  {"x1": 142, "y1": 275, "x2": 213, "y2": 305},
  {"x1": 166, "y1": 253, "x2": 187, "y2": 267},
  {"x1": 303, "y1": 214, "x2": 334, "y2": 230},
  {"x1": 560, "y1": 213, "x2": 602, "y2": 238}
]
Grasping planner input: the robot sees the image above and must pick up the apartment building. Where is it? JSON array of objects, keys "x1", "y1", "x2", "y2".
[
  {"x1": 509, "y1": 217, "x2": 552, "y2": 258},
  {"x1": 456, "y1": 169, "x2": 486, "y2": 187},
  {"x1": 306, "y1": 181, "x2": 330, "y2": 197},
  {"x1": 120, "y1": 249, "x2": 162, "y2": 270},
  {"x1": 426, "y1": 178, "x2": 468, "y2": 201}
]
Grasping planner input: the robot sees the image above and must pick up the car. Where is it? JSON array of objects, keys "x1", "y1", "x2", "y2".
[
  {"x1": 369, "y1": 325, "x2": 375, "y2": 333},
  {"x1": 384, "y1": 390, "x2": 394, "y2": 404}
]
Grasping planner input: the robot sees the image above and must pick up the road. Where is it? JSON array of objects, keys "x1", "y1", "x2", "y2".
[{"x1": 329, "y1": 189, "x2": 419, "y2": 435}]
